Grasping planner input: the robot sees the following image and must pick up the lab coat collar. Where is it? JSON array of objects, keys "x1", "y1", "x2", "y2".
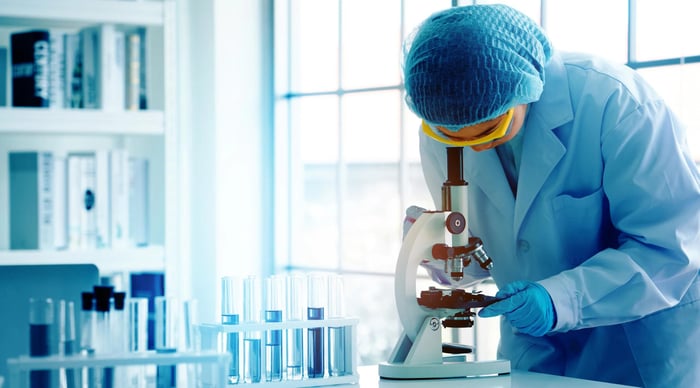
[
  {"x1": 465, "y1": 52, "x2": 573, "y2": 234},
  {"x1": 515, "y1": 52, "x2": 572, "y2": 233}
]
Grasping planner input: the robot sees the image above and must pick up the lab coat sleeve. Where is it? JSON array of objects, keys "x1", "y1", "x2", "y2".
[{"x1": 540, "y1": 99, "x2": 700, "y2": 332}]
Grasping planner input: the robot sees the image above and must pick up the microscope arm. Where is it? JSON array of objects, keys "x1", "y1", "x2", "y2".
[{"x1": 394, "y1": 210, "x2": 449, "y2": 342}]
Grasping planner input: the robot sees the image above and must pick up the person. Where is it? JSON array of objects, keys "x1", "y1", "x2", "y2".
[{"x1": 401, "y1": 4, "x2": 700, "y2": 387}]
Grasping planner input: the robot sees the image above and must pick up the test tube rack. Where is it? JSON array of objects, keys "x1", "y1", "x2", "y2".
[
  {"x1": 6, "y1": 350, "x2": 231, "y2": 388},
  {"x1": 200, "y1": 317, "x2": 359, "y2": 387}
]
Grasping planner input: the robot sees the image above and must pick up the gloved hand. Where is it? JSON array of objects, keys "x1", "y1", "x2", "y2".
[
  {"x1": 402, "y1": 205, "x2": 426, "y2": 240},
  {"x1": 478, "y1": 281, "x2": 556, "y2": 337}
]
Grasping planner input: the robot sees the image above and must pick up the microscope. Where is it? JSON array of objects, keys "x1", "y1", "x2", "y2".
[{"x1": 378, "y1": 147, "x2": 511, "y2": 379}]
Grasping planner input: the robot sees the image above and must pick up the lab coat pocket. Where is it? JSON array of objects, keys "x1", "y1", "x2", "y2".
[{"x1": 552, "y1": 188, "x2": 607, "y2": 263}]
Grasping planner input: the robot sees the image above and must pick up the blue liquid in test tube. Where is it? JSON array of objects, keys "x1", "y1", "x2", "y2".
[
  {"x1": 223, "y1": 314, "x2": 240, "y2": 383},
  {"x1": 244, "y1": 338, "x2": 262, "y2": 383},
  {"x1": 265, "y1": 275, "x2": 285, "y2": 381},
  {"x1": 328, "y1": 274, "x2": 347, "y2": 376},
  {"x1": 265, "y1": 311, "x2": 282, "y2": 381},
  {"x1": 221, "y1": 276, "x2": 241, "y2": 384},
  {"x1": 307, "y1": 273, "x2": 328, "y2": 378},
  {"x1": 286, "y1": 274, "x2": 306, "y2": 380},
  {"x1": 287, "y1": 328, "x2": 304, "y2": 379},
  {"x1": 29, "y1": 298, "x2": 53, "y2": 388},
  {"x1": 307, "y1": 307, "x2": 325, "y2": 378},
  {"x1": 243, "y1": 276, "x2": 262, "y2": 384}
]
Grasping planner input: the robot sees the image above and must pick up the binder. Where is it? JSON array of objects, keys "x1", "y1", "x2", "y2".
[{"x1": 9, "y1": 151, "x2": 54, "y2": 250}]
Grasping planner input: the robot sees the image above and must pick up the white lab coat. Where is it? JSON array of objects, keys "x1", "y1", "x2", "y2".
[{"x1": 419, "y1": 51, "x2": 700, "y2": 387}]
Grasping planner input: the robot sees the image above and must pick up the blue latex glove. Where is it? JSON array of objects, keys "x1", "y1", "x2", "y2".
[
  {"x1": 478, "y1": 281, "x2": 556, "y2": 337},
  {"x1": 402, "y1": 205, "x2": 426, "y2": 240}
]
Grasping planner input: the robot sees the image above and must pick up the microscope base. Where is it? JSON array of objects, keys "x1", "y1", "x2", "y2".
[{"x1": 378, "y1": 358, "x2": 510, "y2": 380}]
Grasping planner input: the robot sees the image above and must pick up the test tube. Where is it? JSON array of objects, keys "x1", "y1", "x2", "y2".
[
  {"x1": 92, "y1": 286, "x2": 114, "y2": 354},
  {"x1": 221, "y1": 276, "x2": 241, "y2": 384},
  {"x1": 307, "y1": 273, "x2": 327, "y2": 378},
  {"x1": 183, "y1": 299, "x2": 199, "y2": 351},
  {"x1": 29, "y1": 297, "x2": 53, "y2": 388},
  {"x1": 199, "y1": 325, "x2": 222, "y2": 387},
  {"x1": 93, "y1": 285, "x2": 114, "y2": 388},
  {"x1": 79, "y1": 292, "x2": 96, "y2": 354},
  {"x1": 183, "y1": 299, "x2": 200, "y2": 386},
  {"x1": 112, "y1": 292, "x2": 128, "y2": 352},
  {"x1": 111, "y1": 292, "x2": 128, "y2": 387},
  {"x1": 127, "y1": 297, "x2": 149, "y2": 388},
  {"x1": 59, "y1": 300, "x2": 78, "y2": 388},
  {"x1": 285, "y1": 273, "x2": 306, "y2": 380},
  {"x1": 264, "y1": 275, "x2": 284, "y2": 382},
  {"x1": 328, "y1": 274, "x2": 347, "y2": 376},
  {"x1": 128, "y1": 298, "x2": 149, "y2": 353},
  {"x1": 155, "y1": 296, "x2": 179, "y2": 388},
  {"x1": 243, "y1": 276, "x2": 262, "y2": 383},
  {"x1": 155, "y1": 296, "x2": 179, "y2": 351},
  {"x1": 79, "y1": 292, "x2": 96, "y2": 388}
]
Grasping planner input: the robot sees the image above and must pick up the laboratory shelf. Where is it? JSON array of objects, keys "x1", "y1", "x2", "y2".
[
  {"x1": 0, "y1": 107, "x2": 165, "y2": 136},
  {"x1": 6, "y1": 350, "x2": 230, "y2": 388},
  {"x1": 0, "y1": 245, "x2": 165, "y2": 273},
  {"x1": 0, "y1": 0, "x2": 166, "y2": 28},
  {"x1": 6, "y1": 350, "x2": 227, "y2": 369}
]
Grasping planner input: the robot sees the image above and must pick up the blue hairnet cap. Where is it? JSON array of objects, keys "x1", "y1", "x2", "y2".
[{"x1": 403, "y1": 5, "x2": 552, "y2": 130}]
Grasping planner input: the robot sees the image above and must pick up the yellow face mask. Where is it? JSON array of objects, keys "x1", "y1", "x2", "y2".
[{"x1": 421, "y1": 107, "x2": 515, "y2": 147}]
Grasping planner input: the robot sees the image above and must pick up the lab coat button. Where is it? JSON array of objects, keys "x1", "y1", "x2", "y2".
[{"x1": 517, "y1": 239, "x2": 530, "y2": 252}]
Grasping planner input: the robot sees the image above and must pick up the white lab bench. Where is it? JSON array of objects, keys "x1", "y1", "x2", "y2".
[{"x1": 348, "y1": 365, "x2": 638, "y2": 388}]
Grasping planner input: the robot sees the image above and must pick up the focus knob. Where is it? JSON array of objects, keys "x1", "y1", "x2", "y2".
[{"x1": 445, "y1": 212, "x2": 466, "y2": 234}]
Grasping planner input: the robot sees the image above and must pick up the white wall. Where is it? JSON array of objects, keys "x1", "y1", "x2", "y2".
[{"x1": 177, "y1": 0, "x2": 270, "y2": 324}]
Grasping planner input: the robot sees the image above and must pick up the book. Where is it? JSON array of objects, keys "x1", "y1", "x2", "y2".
[
  {"x1": 0, "y1": 47, "x2": 7, "y2": 106},
  {"x1": 9, "y1": 151, "x2": 54, "y2": 250},
  {"x1": 110, "y1": 148, "x2": 130, "y2": 248},
  {"x1": 48, "y1": 31, "x2": 66, "y2": 108},
  {"x1": 10, "y1": 30, "x2": 50, "y2": 107},
  {"x1": 107, "y1": 27, "x2": 126, "y2": 110},
  {"x1": 67, "y1": 153, "x2": 98, "y2": 249},
  {"x1": 80, "y1": 154, "x2": 98, "y2": 249},
  {"x1": 53, "y1": 153, "x2": 68, "y2": 250},
  {"x1": 63, "y1": 32, "x2": 83, "y2": 108},
  {"x1": 95, "y1": 150, "x2": 111, "y2": 248},
  {"x1": 130, "y1": 272, "x2": 165, "y2": 350},
  {"x1": 129, "y1": 157, "x2": 149, "y2": 246},
  {"x1": 81, "y1": 26, "x2": 99, "y2": 109},
  {"x1": 81, "y1": 24, "x2": 125, "y2": 110},
  {"x1": 67, "y1": 155, "x2": 82, "y2": 249},
  {"x1": 139, "y1": 28, "x2": 148, "y2": 109},
  {"x1": 125, "y1": 31, "x2": 141, "y2": 110}
]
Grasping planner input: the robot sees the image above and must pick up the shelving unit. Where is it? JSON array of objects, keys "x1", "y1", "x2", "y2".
[
  {"x1": 6, "y1": 350, "x2": 231, "y2": 388},
  {"x1": 0, "y1": 0, "x2": 167, "y2": 27},
  {"x1": 0, "y1": 246, "x2": 164, "y2": 273},
  {"x1": 0, "y1": 0, "x2": 182, "y2": 295},
  {"x1": 0, "y1": 108, "x2": 164, "y2": 135}
]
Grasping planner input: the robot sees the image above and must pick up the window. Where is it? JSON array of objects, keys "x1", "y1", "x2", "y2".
[
  {"x1": 274, "y1": 0, "x2": 451, "y2": 364},
  {"x1": 273, "y1": 0, "x2": 699, "y2": 365},
  {"x1": 629, "y1": 0, "x2": 700, "y2": 157}
]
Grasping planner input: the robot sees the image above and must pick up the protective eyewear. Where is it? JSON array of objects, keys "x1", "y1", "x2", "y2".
[{"x1": 421, "y1": 107, "x2": 515, "y2": 147}]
